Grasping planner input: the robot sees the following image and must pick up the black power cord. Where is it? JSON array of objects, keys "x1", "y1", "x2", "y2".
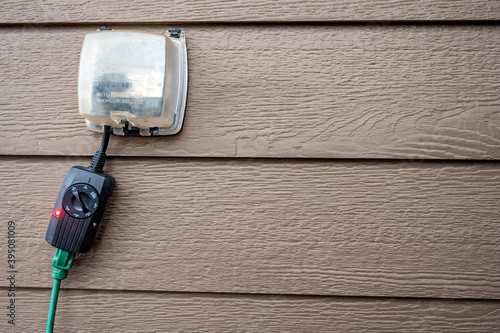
[{"x1": 88, "y1": 125, "x2": 112, "y2": 173}]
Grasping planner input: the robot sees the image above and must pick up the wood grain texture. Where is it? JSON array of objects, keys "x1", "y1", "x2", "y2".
[
  {"x1": 3, "y1": 288, "x2": 500, "y2": 332},
  {"x1": 1, "y1": 25, "x2": 500, "y2": 159},
  {"x1": 1, "y1": 0, "x2": 500, "y2": 23},
  {"x1": 2, "y1": 157, "x2": 499, "y2": 299}
]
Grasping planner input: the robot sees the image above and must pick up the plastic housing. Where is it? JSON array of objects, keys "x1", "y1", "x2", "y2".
[
  {"x1": 78, "y1": 30, "x2": 187, "y2": 136},
  {"x1": 46, "y1": 166, "x2": 115, "y2": 253}
]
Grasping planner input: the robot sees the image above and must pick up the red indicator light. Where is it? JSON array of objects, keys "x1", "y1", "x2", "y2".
[{"x1": 54, "y1": 210, "x2": 62, "y2": 217}]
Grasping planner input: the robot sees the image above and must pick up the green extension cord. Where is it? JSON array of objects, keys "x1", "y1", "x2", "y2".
[{"x1": 46, "y1": 249, "x2": 75, "y2": 333}]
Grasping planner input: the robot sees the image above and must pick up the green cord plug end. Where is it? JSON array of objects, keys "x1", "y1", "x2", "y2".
[
  {"x1": 46, "y1": 249, "x2": 74, "y2": 333},
  {"x1": 51, "y1": 249, "x2": 75, "y2": 281}
]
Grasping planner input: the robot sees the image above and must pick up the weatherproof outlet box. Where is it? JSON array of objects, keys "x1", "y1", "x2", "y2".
[{"x1": 78, "y1": 29, "x2": 187, "y2": 136}]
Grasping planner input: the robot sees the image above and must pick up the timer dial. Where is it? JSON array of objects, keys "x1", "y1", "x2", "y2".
[{"x1": 62, "y1": 183, "x2": 100, "y2": 219}]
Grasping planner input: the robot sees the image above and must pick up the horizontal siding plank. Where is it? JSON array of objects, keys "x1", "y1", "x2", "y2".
[
  {"x1": 2, "y1": 157, "x2": 499, "y2": 298},
  {"x1": 1, "y1": 25, "x2": 500, "y2": 159},
  {"x1": 3, "y1": 288, "x2": 500, "y2": 332},
  {"x1": 1, "y1": 1, "x2": 500, "y2": 23}
]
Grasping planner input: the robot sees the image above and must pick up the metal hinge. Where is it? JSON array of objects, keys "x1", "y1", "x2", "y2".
[{"x1": 168, "y1": 29, "x2": 182, "y2": 38}]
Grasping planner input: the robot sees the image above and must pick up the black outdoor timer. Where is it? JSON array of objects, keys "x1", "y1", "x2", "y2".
[{"x1": 46, "y1": 166, "x2": 114, "y2": 253}]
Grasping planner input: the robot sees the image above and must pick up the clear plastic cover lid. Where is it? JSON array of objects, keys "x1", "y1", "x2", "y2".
[{"x1": 78, "y1": 30, "x2": 187, "y2": 136}]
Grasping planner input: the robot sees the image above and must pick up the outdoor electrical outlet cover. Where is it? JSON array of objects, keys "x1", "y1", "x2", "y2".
[{"x1": 78, "y1": 28, "x2": 188, "y2": 136}]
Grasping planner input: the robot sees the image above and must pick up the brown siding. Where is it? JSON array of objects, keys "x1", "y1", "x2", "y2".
[
  {"x1": 2, "y1": 157, "x2": 500, "y2": 299},
  {"x1": 1, "y1": 1, "x2": 499, "y2": 332},
  {"x1": 10, "y1": 289, "x2": 500, "y2": 332},
  {"x1": 1, "y1": 0, "x2": 500, "y2": 23},
  {"x1": 1, "y1": 25, "x2": 500, "y2": 159}
]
